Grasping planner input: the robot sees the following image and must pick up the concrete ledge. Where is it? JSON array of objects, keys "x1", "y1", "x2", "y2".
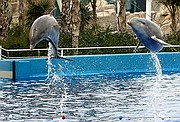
[
  {"x1": 0, "y1": 60, "x2": 13, "y2": 79},
  {"x1": 0, "y1": 52, "x2": 180, "y2": 81},
  {"x1": 0, "y1": 71, "x2": 13, "y2": 79}
]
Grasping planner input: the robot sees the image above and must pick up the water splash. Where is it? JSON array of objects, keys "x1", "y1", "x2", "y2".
[
  {"x1": 151, "y1": 53, "x2": 162, "y2": 81},
  {"x1": 46, "y1": 42, "x2": 68, "y2": 118},
  {"x1": 150, "y1": 52, "x2": 162, "y2": 122},
  {"x1": 151, "y1": 81, "x2": 159, "y2": 122},
  {"x1": 48, "y1": 42, "x2": 55, "y2": 57}
]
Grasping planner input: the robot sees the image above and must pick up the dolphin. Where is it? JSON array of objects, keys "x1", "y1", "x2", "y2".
[
  {"x1": 127, "y1": 17, "x2": 171, "y2": 52},
  {"x1": 29, "y1": 9, "x2": 71, "y2": 60}
]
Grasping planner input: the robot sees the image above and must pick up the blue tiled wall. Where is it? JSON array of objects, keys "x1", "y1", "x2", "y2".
[{"x1": 0, "y1": 52, "x2": 180, "y2": 81}]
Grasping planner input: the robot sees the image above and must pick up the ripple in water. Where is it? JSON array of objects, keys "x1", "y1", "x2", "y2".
[{"x1": 0, "y1": 72, "x2": 180, "y2": 122}]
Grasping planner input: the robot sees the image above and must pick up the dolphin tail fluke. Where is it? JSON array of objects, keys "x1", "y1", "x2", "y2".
[
  {"x1": 57, "y1": 54, "x2": 74, "y2": 61},
  {"x1": 46, "y1": 55, "x2": 73, "y2": 61}
]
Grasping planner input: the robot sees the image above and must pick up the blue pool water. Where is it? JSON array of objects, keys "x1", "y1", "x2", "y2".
[{"x1": 0, "y1": 72, "x2": 180, "y2": 122}]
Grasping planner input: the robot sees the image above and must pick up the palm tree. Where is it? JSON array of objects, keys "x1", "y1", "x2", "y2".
[
  {"x1": 25, "y1": 0, "x2": 51, "y2": 28},
  {"x1": 80, "y1": 3, "x2": 92, "y2": 30},
  {"x1": 71, "y1": 0, "x2": 81, "y2": 54},
  {"x1": 0, "y1": 0, "x2": 9, "y2": 40},
  {"x1": 61, "y1": 0, "x2": 71, "y2": 34},
  {"x1": 158, "y1": 0, "x2": 180, "y2": 33},
  {"x1": 117, "y1": 0, "x2": 126, "y2": 32},
  {"x1": 19, "y1": 0, "x2": 24, "y2": 26},
  {"x1": 61, "y1": 0, "x2": 91, "y2": 51},
  {"x1": 90, "y1": 0, "x2": 97, "y2": 25}
]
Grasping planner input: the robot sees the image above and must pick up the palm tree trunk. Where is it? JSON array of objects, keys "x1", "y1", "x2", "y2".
[
  {"x1": 90, "y1": 0, "x2": 97, "y2": 25},
  {"x1": 117, "y1": 0, "x2": 126, "y2": 32},
  {"x1": 169, "y1": 5, "x2": 177, "y2": 33},
  {"x1": 61, "y1": 0, "x2": 72, "y2": 48},
  {"x1": 71, "y1": 0, "x2": 80, "y2": 54},
  {"x1": 0, "y1": 0, "x2": 9, "y2": 40},
  {"x1": 158, "y1": 0, "x2": 179, "y2": 34},
  {"x1": 61, "y1": 0, "x2": 71, "y2": 34},
  {"x1": 19, "y1": 0, "x2": 24, "y2": 26}
]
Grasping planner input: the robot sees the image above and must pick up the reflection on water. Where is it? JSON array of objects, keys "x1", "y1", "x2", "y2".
[{"x1": 0, "y1": 73, "x2": 180, "y2": 122}]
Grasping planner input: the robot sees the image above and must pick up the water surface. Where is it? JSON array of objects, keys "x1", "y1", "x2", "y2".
[{"x1": 0, "y1": 73, "x2": 180, "y2": 122}]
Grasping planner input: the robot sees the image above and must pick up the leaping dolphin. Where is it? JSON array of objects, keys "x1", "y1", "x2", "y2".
[
  {"x1": 29, "y1": 9, "x2": 71, "y2": 60},
  {"x1": 127, "y1": 17, "x2": 171, "y2": 52}
]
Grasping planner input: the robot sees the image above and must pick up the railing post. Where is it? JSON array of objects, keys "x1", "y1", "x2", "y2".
[
  {"x1": 146, "y1": 0, "x2": 152, "y2": 20},
  {"x1": 0, "y1": 45, "x2": 2, "y2": 60},
  {"x1": 38, "y1": 50, "x2": 40, "y2": 56},
  {"x1": 61, "y1": 49, "x2": 64, "y2": 57},
  {"x1": 7, "y1": 51, "x2": 9, "y2": 58}
]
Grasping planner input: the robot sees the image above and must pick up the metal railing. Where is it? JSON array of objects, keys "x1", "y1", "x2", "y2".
[
  {"x1": 0, "y1": 45, "x2": 180, "y2": 59},
  {"x1": 0, "y1": 45, "x2": 1, "y2": 60}
]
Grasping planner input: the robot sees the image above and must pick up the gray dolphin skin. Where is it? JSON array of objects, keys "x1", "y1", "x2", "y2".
[
  {"x1": 29, "y1": 14, "x2": 59, "y2": 56},
  {"x1": 127, "y1": 17, "x2": 171, "y2": 52},
  {"x1": 29, "y1": 11, "x2": 71, "y2": 60}
]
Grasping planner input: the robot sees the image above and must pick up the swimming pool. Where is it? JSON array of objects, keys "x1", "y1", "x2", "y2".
[
  {"x1": 0, "y1": 72, "x2": 180, "y2": 122},
  {"x1": 0, "y1": 52, "x2": 180, "y2": 121},
  {"x1": 1, "y1": 52, "x2": 180, "y2": 81}
]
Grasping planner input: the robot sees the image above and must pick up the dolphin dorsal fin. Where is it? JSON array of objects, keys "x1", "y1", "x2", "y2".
[{"x1": 49, "y1": 8, "x2": 57, "y2": 16}]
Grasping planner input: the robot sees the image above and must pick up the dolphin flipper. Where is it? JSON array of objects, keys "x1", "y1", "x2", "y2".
[
  {"x1": 127, "y1": 18, "x2": 168, "y2": 52},
  {"x1": 151, "y1": 36, "x2": 171, "y2": 46},
  {"x1": 151, "y1": 36, "x2": 177, "y2": 51}
]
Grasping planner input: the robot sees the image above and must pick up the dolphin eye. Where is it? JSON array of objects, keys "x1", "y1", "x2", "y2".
[{"x1": 141, "y1": 21, "x2": 146, "y2": 25}]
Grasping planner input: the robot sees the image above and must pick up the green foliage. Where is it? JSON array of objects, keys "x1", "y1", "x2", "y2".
[
  {"x1": 0, "y1": 25, "x2": 29, "y2": 49},
  {"x1": 162, "y1": 33, "x2": 180, "y2": 52},
  {"x1": 80, "y1": 26, "x2": 137, "y2": 47},
  {"x1": 80, "y1": 3, "x2": 92, "y2": 30},
  {"x1": 79, "y1": 25, "x2": 138, "y2": 55},
  {"x1": 59, "y1": 32, "x2": 72, "y2": 48},
  {"x1": 0, "y1": 24, "x2": 49, "y2": 57},
  {"x1": 1, "y1": 24, "x2": 179, "y2": 57},
  {"x1": 57, "y1": 25, "x2": 139, "y2": 55},
  {"x1": 25, "y1": 0, "x2": 51, "y2": 28},
  {"x1": 80, "y1": 0, "x2": 90, "y2": 5},
  {"x1": 159, "y1": 0, "x2": 180, "y2": 6},
  {"x1": 0, "y1": 25, "x2": 49, "y2": 49},
  {"x1": 165, "y1": 33, "x2": 180, "y2": 44},
  {"x1": 0, "y1": 25, "x2": 29, "y2": 57}
]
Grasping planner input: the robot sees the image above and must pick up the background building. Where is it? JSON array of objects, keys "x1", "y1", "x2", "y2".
[{"x1": 7, "y1": 0, "x2": 179, "y2": 35}]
